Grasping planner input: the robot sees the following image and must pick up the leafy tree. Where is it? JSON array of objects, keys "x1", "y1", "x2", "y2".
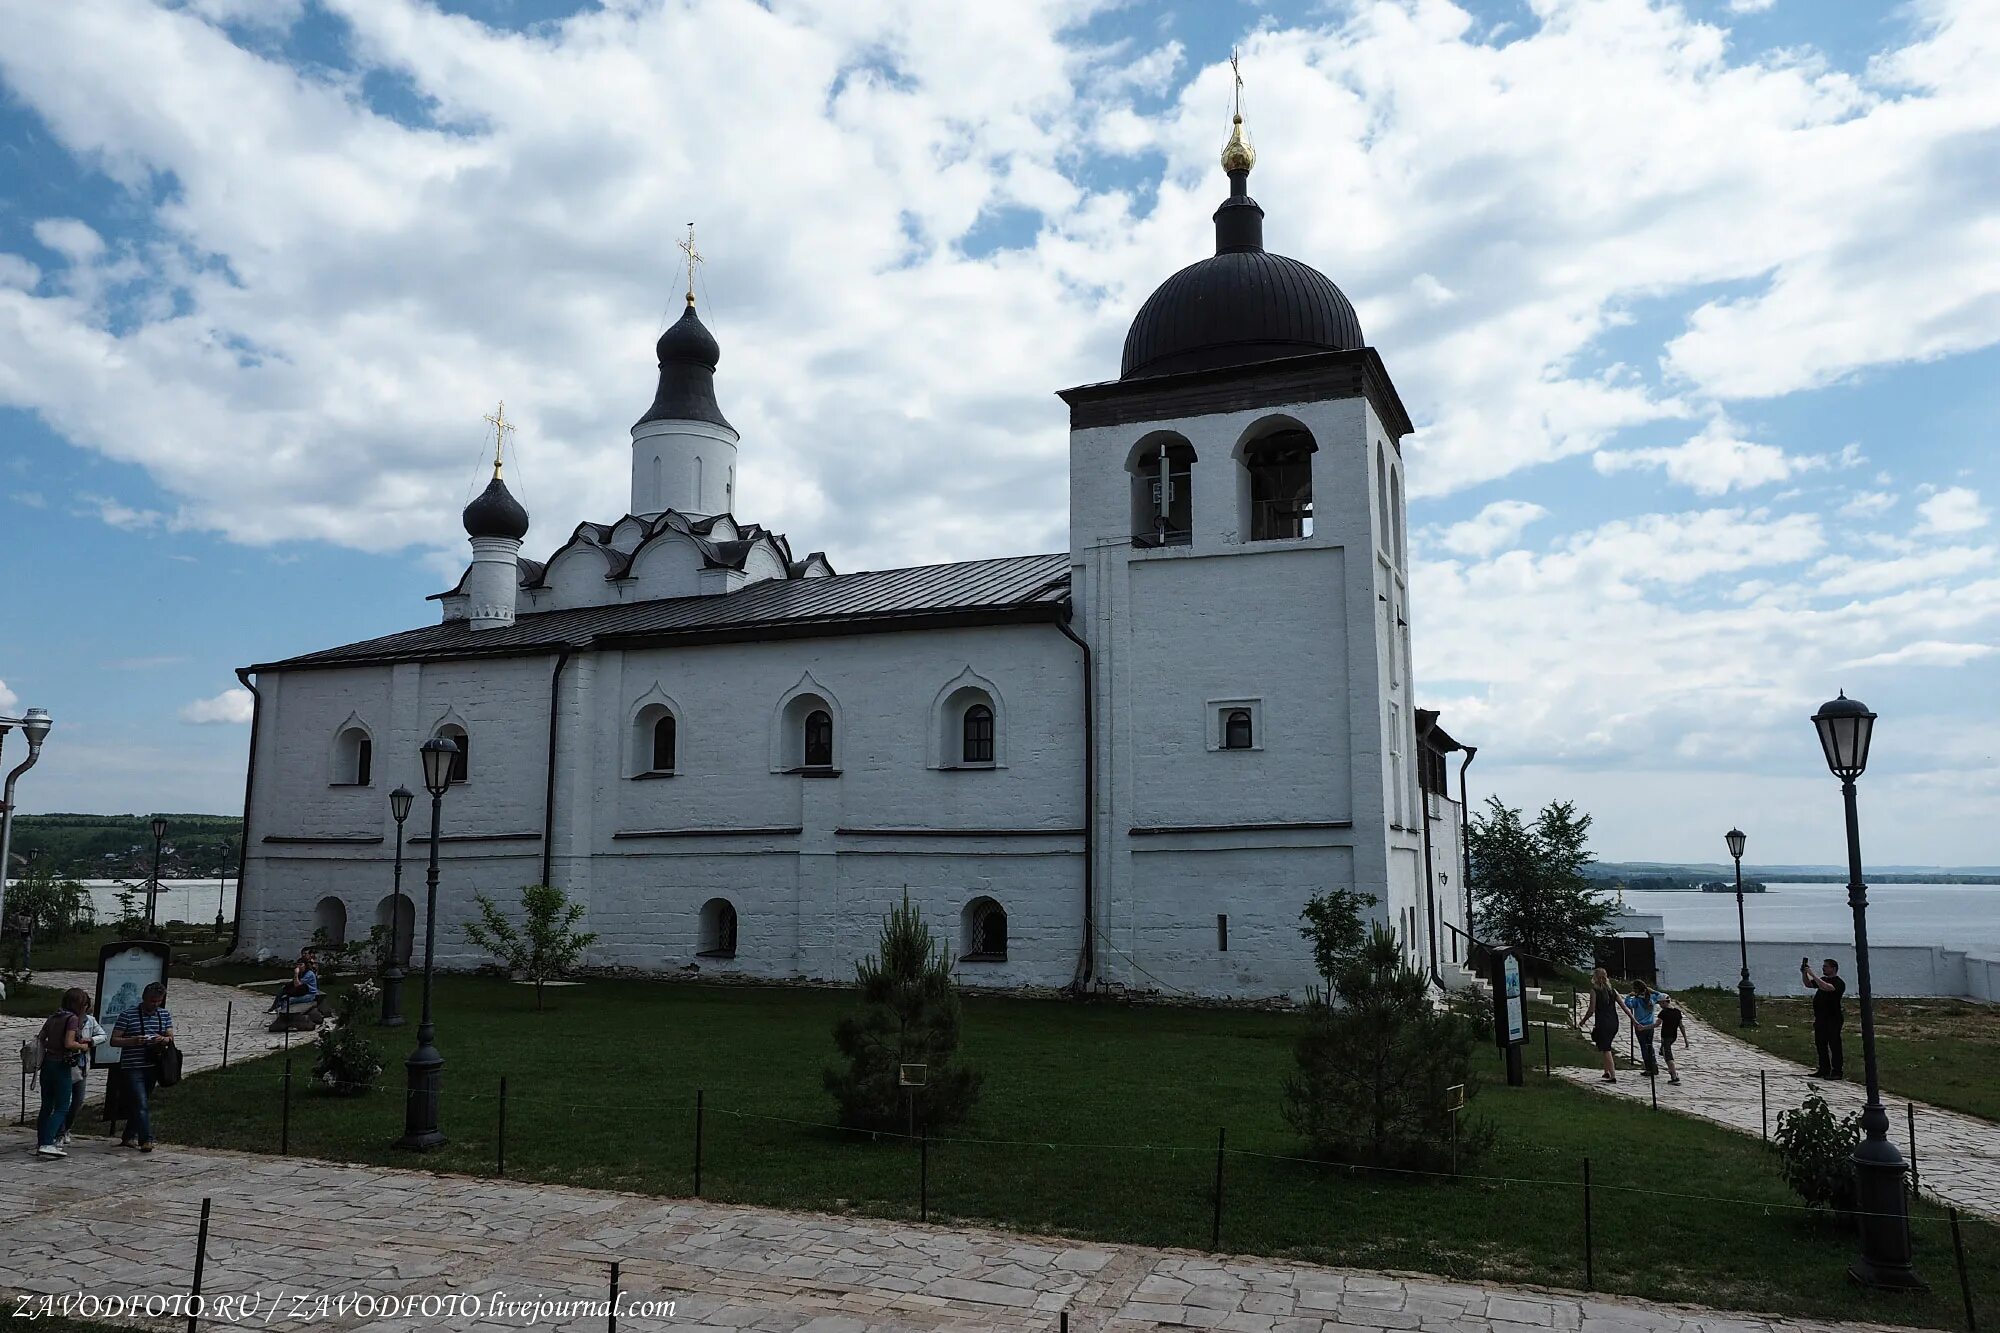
[
  {"x1": 461, "y1": 884, "x2": 598, "y2": 1011},
  {"x1": 825, "y1": 892, "x2": 982, "y2": 1133},
  {"x1": 1283, "y1": 895, "x2": 1493, "y2": 1170},
  {"x1": 5, "y1": 860, "x2": 93, "y2": 941},
  {"x1": 1774, "y1": 1087, "x2": 1860, "y2": 1213},
  {"x1": 1467, "y1": 797, "x2": 1613, "y2": 974}
]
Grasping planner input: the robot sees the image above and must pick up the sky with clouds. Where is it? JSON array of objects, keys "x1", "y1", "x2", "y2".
[{"x1": 0, "y1": 0, "x2": 1995, "y2": 867}]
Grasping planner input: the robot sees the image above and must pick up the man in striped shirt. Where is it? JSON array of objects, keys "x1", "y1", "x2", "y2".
[{"x1": 110, "y1": 982, "x2": 175, "y2": 1152}]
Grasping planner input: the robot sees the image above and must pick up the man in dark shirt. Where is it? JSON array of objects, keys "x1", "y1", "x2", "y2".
[{"x1": 1801, "y1": 956, "x2": 1846, "y2": 1079}]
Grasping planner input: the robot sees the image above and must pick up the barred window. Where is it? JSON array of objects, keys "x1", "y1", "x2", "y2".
[{"x1": 962, "y1": 704, "x2": 995, "y2": 764}]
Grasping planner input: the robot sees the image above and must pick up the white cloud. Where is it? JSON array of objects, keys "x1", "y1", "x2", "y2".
[
  {"x1": 1592, "y1": 420, "x2": 1823, "y2": 495},
  {"x1": 10, "y1": 490, "x2": 47, "y2": 509},
  {"x1": 178, "y1": 688, "x2": 254, "y2": 725},
  {"x1": 1839, "y1": 490, "x2": 1895, "y2": 518},
  {"x1": 1843, "y1": 640, "x2": 1996, "y2": 669},
  {"x1": 1812, "y1": 544, "x2": 1993, "y2": 596},
  {"x1": 1433, "y1": 500, "x2": 1547, "y2": 557},
  {"x1": 0, "y1": 679, "x2": 16, "y2": 711},
  {"x1": 73, "y1": 493, "x2": 168, "y2": 532},
  {"x1": 1728, "y1": 0, "x2": 1778, "y2": 13},
  {"x1": 1916, "y1": 486, "x2": 1988, "y2": 535}
]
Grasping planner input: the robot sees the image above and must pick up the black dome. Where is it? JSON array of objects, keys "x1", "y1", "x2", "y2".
[
  {"x1": 636, "y1": 302, "x2": 732, "y2": 432},
  {"x1": 462, "y1": 474, "x2": 529, "y2": 540},
  {"x1": 1120, "y1": 178, "x2": 1363, "y2": 379}
]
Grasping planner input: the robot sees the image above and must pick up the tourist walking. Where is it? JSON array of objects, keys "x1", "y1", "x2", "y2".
[
  {"x1": 1579, "y1": 967, "x2": 1622, "y2": 1083},
  {"x1": 1657, "y1": 993, "x2": 1688, "y2": 1085},
  {"x1": 1801, "y1": 956, "x2": 1846, "y2": 1079},
  {"x1": 110, "y1": 982, "x2": 176, "y2": 1153},
  {"x1": 1622, "y1": 980, "x2": 1667, "y2": 1080},
  {"x1": 34, "y1": 988, "x2": 93, "y2": 1160}
]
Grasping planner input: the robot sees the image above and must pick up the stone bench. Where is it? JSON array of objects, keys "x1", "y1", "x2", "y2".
[{"x1": 267, "y1": 993, "x2": 329, "y2": 1033}]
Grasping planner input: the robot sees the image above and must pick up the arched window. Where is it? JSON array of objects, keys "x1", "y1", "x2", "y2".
[
  {"x1": 960, "y1": 897, "x2": 1007, "y2": 962},
  {"x1": 652, "y1": 714, "x2": 676, "y2": 772},
  {"x1": 334, "y1": 725, "x2": 372, "y2": 786},
  {"x1": 373, "y1": 894, "x2": 414, "y2": 966},
  {"x1": 962, "y1": 704, "x2": 995, "y2": 764},
  {"x1": 1223, "y1": 709, "x2": 1254, "y2": 750},
  {"x1": 1390, "y1": 466, "x2": 1406, "y2": 566},
  {"x1": 1375, "y1": 444, "x2": 1391, "y2": 550},
  {"x1": 435, "y1": 724, "x2": 469, "y2": 783},
  {"x1": 312, "y1": 896, "x2": 348, "y2": 949},
  {"x1": 804, "y1": 709, "x2": 833, "y2": 769},
  {"x1": 698, "y1": 898, "x2": 737, "y2": 959},
  {"x1": 1128, "y1": 435, "x2": 1195, "y2": 547},
  {"x1": 1245, "y1": 427, "x2": 1316, "y2": 540}
]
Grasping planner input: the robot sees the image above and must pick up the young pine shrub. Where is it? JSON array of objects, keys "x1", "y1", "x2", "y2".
[
  {"x1": 824, "y1": 893, "x2": 982, "y2": 1133},
  {"x1": 1773, "y1": 1087, "x2": 1860, "y2": 1213}
]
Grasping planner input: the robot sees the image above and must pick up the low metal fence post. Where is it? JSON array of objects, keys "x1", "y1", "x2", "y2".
[
  {"x1": 280, "y1": 1056, "x2": 292, "y2": 1154},
  {"x1": 920, "y1": 1131, "x2": 929, "y2": 1224},
  {"x1": 221, "y1": 1002, "x2": 232, "y2": 1071},
  {"x1": 607, "y1": 1260, "x2": 620, "y2": 1333},
  {"x1": 1543, "y1": 1021, "x2": 1551, "y2": 1076},
  {"x1": 1582, "y1": 1156, "x2": 1594, "y2": 1291},
  {"x1": 1210, "y1": 1127, "x2": 1227, "y2": 1252},
  {"x1": 693, "y1": 1089, "x2": 704, "y2": 1197},
  {"x1": 498, "y1": 1075, "x2": 507, "y2": 1176},
  {"x1": 1759, "y1": 1070, "x2": 1768, "y2": 1142},
  {"x1": 188, "y1": 1197, "x2": 212, "y2": 1333},
  {"x1": 1908, "y1": 1103, "x2": 1919, "y2": 1192}
]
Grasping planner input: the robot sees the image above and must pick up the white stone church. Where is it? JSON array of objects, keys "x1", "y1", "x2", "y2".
[{"x1": 234, "y1": 116, "x2": 1476, "y2": 1000}]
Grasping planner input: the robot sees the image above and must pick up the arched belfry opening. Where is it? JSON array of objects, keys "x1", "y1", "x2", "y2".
[
  {"x1": 1128, "y1": 433, "x2": 1195, "y2": 547},
  {"x1": 1242, "y1": 423, "x2": 1316, "y2": 541}
]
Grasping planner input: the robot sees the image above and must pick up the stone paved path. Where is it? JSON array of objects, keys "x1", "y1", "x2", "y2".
[
  {"x1": 0, "y1": 1135, "x2": 1931, "y2": 1333},
  {"x1": 4, "y1": 970, "x2": 306, "y2": 1119},
  {"x1": 1556, "y1": 1002, "x2": 2000, "y2": 1221}
]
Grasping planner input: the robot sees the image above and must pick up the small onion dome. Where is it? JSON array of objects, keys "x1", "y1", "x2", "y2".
[
  {"x1": 636, "y1": 302, "x2": 733, "y2": 431},
  {"x1": 462, "y1": 472, "x2": 529, "y2": 540},
  {"x1": 1119, "y1": 116, "x2": 1363, "y2": 379}
]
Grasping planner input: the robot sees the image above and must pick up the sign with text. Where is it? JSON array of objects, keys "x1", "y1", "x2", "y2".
[
  {"x1": 1489, "y1": 946, "x2": 1528, "y2": 1048},
  {"x1": 93, "y1": 940, "x2": 171, "y2": 1071}
]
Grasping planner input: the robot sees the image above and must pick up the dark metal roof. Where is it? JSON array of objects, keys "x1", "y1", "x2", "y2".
[
  {"x1": 636, "y1": 302, "x2": 732, "y2": 432},
  {"x1": 256, "y1": 552, "x2": 1071, "y2": 672},
  {"x1": 1120, "y1": 171, "x2": 1364, "y2": 380}
]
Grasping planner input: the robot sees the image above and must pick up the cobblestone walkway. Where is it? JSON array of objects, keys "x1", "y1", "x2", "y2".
[
  {"x1": 0, "y1": 1136, "x2": 1933, "y2": 1333},
  {"x1": 4, "y1": 970, "x2": 304, "y2": 1119},
  {"x1": 1556, "y1": 1002, "x2": 2000, "y2": 1221}
]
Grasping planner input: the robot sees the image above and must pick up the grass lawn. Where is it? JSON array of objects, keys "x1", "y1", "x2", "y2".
[
  {"x1": 1681, "y1": 988, "x2": 2000, "y2": 1123},
  {"x1": 95, "y1": 976, "x2": 1999, "y2": 1330},
  {"x1": 0, "y1": 928, "x2": 248, "y2": 1017}
]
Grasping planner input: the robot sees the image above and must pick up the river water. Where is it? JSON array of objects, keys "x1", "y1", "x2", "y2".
[{"x1": 1616, "y1": 881, "x2": 2000, "y2": 952}]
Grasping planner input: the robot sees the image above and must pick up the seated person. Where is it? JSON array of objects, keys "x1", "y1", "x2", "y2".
[{"x1": 267, "y1": 948, "x2": 321, "y2": 1013}]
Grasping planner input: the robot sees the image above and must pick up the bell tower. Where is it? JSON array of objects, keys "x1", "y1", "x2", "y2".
[{"x1": 1057, "y1": 86, "x2": 1424, "y2": 997}]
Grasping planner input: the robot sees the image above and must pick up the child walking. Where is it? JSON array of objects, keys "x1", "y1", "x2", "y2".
[{"x1": 1658, "y1": 994, "x2": 1689, "y2": 1086}]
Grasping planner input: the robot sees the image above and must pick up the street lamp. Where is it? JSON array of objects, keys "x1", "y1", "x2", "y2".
[
  {"x1": 1811, "y1": 691, "x2": 1919, "y2": 1290},
  {"x1": 0, "y1": 708, "x2": 55, "y2": 947},
  {"x1": 397, "y1": 738, "x2": 456, "y2": 1151},
  {"x1": 380, "y1": 785, "x2": 414, "y2": 1028},
  {"x1": 1725, "y1": 827, "x2": 1755, "y2": 1026},
  {"x1": 147, "y1": 815, "x2": 169, "y2": 931}
]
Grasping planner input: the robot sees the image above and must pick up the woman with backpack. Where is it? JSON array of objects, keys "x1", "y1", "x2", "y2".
[{"x1": 34, "y1": 988, "x2": 93, "y2": 1160}]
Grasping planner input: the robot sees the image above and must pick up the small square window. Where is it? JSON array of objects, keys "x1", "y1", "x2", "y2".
[{"x1": 1206, "y1": 699, "x2": 1263, "y2": 752}]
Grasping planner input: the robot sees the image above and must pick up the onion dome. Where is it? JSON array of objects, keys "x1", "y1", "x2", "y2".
[
  {"x1": 636, "y1": 300, "x2": 733, "y2": 432},
  {"x1": 462, "y1": 471, "x2": 529, "y2": 540},
  {"x1": 1120, "y1": 114, "x2": 1364, "y2": 379}
]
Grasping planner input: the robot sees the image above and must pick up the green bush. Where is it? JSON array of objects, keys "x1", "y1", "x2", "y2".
[
  {"x1": 1284, "y1": 899, "x2": 1494, "y2": 1171},
  {"x1": 312, "y1": 983, "x2": 385, "y2": 1095},
  {"x1": 824, "y1": 893, "x2": 982, "y2": 1133},
  {"x1": 1773, "y1": 1086, "x2": 1859, "y2": 1211},
  {"x1": 461, "y1": 884, "x2": 598, "y2": 1010}
]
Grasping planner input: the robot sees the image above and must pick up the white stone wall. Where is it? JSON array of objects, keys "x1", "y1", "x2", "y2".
[
  {"x1": 1662, "y1": 936, "x2": 2000, "y2": 1001},
  {"x1": 1068, "y1": 391, "x2": 1416, "y2": 998}
]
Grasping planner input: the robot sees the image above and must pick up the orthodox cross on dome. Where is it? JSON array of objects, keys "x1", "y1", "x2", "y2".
[
  {"x1": 1221, "y1": 48, "x2": 1256, "y2": 176},
  {"x1": 483, "y1": 400, "x2": 515, "y2": 477},
  {"x1": 677, "y1": 221, "x2": 703, "y2": 307}
]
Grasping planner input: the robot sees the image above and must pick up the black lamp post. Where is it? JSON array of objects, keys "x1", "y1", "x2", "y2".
[
  {"x1": 146, "y1": 816, "x2": 168, "y2": 931},
  {"x1": 1725, "y1": 827, "x2": 1755, "y2": 1026},
  {"x1": 397, "y1": 739, "x2": 456, "y2": 1151},
  {"x1": 1812, "y1": 691, "x2": 1919, "y2": 1289},
  {"x1": 380, "y1": 786, "x2": 414, "y2": 1028}
]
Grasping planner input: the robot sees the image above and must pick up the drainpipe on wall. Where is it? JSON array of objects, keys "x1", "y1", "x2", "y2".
[
  {"x1": 540, "y1": 648, "x2": 574, "y2": 888},
  {"x1": 231, "y1": 667, "x2": 263, "y2": 956},
  {"x1": 1417, "y1": 722, "x2": 1442, "y2": 989},
  {"x1": 1053, "y1": 615, "x2": 1095, "y2": 991},
  {"x1": 1458, "y1": 745, "x2": 1478, "y2": 936}
]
